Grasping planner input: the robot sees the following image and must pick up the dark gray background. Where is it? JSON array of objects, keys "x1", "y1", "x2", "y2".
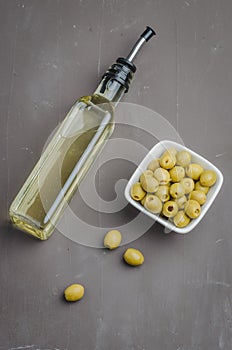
[{"x1": 1, "y1": 0, "x2": 232, "y2": 349}]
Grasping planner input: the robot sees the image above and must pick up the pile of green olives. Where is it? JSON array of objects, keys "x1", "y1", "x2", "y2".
[{"x1": 130, "y1": 148, "x2": 217, "y2": 228}]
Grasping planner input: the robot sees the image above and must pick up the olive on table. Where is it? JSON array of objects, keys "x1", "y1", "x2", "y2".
[
  {"x1": 64, "y1": 284, "x2": 85, "y2": 302},
  {"x1": 123, "y1": 248, "x2": 144, "y2": 266},
  {"x1": 104, "y1": 230, "x2": 122, "y2": 250}
]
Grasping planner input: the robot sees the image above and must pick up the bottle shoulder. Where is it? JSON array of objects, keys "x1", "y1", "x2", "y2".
[
  {"x1": 78, "y1": 94, "x2": 114, "y2": 114},
  {"x1": 78, "y1": 94, "x2": 111, "y2": 105}
]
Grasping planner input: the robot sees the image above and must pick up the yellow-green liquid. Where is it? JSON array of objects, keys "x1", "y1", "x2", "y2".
[{"x1": 9, "y1": 95, "x2": 114, "y2": 239}]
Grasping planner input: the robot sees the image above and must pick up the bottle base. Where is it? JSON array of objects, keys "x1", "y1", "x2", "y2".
[{"x1": 9, "y1": 212, "x2": 53, "y2": 240}]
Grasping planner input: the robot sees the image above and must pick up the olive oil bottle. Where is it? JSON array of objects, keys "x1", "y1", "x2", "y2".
[{"x1": 9, "y1": 26, "x2": 156, "y2": 240}]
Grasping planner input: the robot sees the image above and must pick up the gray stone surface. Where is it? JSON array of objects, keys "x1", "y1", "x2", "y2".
[{"x1": 1, "y1": 0, "x2": 232, "y2": 349}]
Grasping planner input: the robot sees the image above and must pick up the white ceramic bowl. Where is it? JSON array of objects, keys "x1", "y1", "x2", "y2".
[{"x1": 124, "y1": 140, "x2": 223, "y2": 234}]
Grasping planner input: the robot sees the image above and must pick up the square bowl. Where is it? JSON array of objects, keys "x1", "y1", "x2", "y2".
[{"x1": 124, "y1": 140, "x2": 223, "y2": 234}]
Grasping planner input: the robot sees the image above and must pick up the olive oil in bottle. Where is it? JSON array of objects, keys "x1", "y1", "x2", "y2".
[{"x1": 9, "y1": 26, "x2": 156, "y2": 240}]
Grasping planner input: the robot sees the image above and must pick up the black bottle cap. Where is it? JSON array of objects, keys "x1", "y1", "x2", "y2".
[
  {"x1": 141, "y1": 26, "x2": 156, "y2": 42},
  {"x1": 100, "y1": 26, "x2": 155, "y2": 94},
  {"x1": 101, "y1": 59, "x2": 134, "y2": 93},
  {"x1": 116, "y1": 57, "x2": 136, "y2": 73}
]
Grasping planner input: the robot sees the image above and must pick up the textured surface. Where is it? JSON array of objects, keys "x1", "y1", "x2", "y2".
[{"x1": 1, "y1": 0, "x2": 232, "y2": 349}]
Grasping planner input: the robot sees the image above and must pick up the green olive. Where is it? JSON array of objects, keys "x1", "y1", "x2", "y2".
[
  {"x1": 104, "y1": 230, "x2": 122, "y2": 250},
  {"x1": 180, "y1": 178, "x2": 195, "y2": 194},
  {"x1": 175, "y1": 195, "x2": 187, "y2": 209},
  {"x1": 195, "y1": 181, "x2": 209, "y2": 194},
  {"x1": 123, "y1": 248, "x2": 144, "y2": 266},
  {"x1": 141, "y1": 194, "x2": 147, "y2": 206},
  {"x1": 64, "y1": 284, "x2": 85, "y2": 302},
  {"x1": 155, "y1": 185, "x2": 170, "y2": 202},
  {"x1": 186, "y1": 163, "x2": 204, "y2": 180},
  {"x1": 147, "y1": 158, "x2": 160, "y2": 171},
  {"x1": 163, "y1": 148, "x2": 177, "y2": 157},
  {"x1": 154, "y1": 167, "x2": 171, "y2": 185},
  {"x1": 159, "y1": 153, "x2": 176, "y2": 170},
  {"x1": 144, "y1": 194, "x2": 162, "y2": 214},
  {"x1": 162, "y1": 201, "x2": 179, "y2": 218},
  {"x1": 130, "y1": 182, "x2": 146, "y2": 201},
  {"x1": 185, "y1": 199, "x2": 201, "y2": 219},
  {"x1": 176, "y1": 150, "x2": 191, "y2": 167},
  {"x1": 170, "y1": 183, "x2": 185, "y2": 199},
  {"x1": 140, "y1": 173, "x2": 159, "y2": 193},
  {"x1": 173, "y1": 211, "x2": 190, "y2": 228},
  {"x1": 200, "y1": 170, "x2": 217, "y2": 187},
  {"x1": 140, "y1": 169, "x2": 153, "y2": 178},
  {"x1": 169, "y1": 166, "x2": 185, "y2": 182},
  {"x1": 189, "y1": 190, "x2": 206, "y2": 205}
]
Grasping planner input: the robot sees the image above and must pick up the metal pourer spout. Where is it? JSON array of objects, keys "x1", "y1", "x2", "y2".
[
  {"x1": 126, "y1": 26, "x2": 156, "y2": 62},
  {"x1": 101, "y1": 26, "x2": 156, "y2": 94}
]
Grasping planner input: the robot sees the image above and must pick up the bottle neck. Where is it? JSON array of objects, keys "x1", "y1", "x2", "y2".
[
  {"x1": 94, "y1": 78, "x2": 126, "y2": 104},
  {"x1": 94, "y1": 58, "x2": 136, "y2": 105}
]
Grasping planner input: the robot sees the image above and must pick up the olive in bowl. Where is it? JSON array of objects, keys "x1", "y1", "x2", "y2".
[{"x1": 124, "y1": 140, "x2": 223, "y2": 234}]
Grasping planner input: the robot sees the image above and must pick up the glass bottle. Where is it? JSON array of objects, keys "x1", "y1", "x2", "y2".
[{"x1": 9, "y1": 26, "x2": 156, "y2": 240}]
